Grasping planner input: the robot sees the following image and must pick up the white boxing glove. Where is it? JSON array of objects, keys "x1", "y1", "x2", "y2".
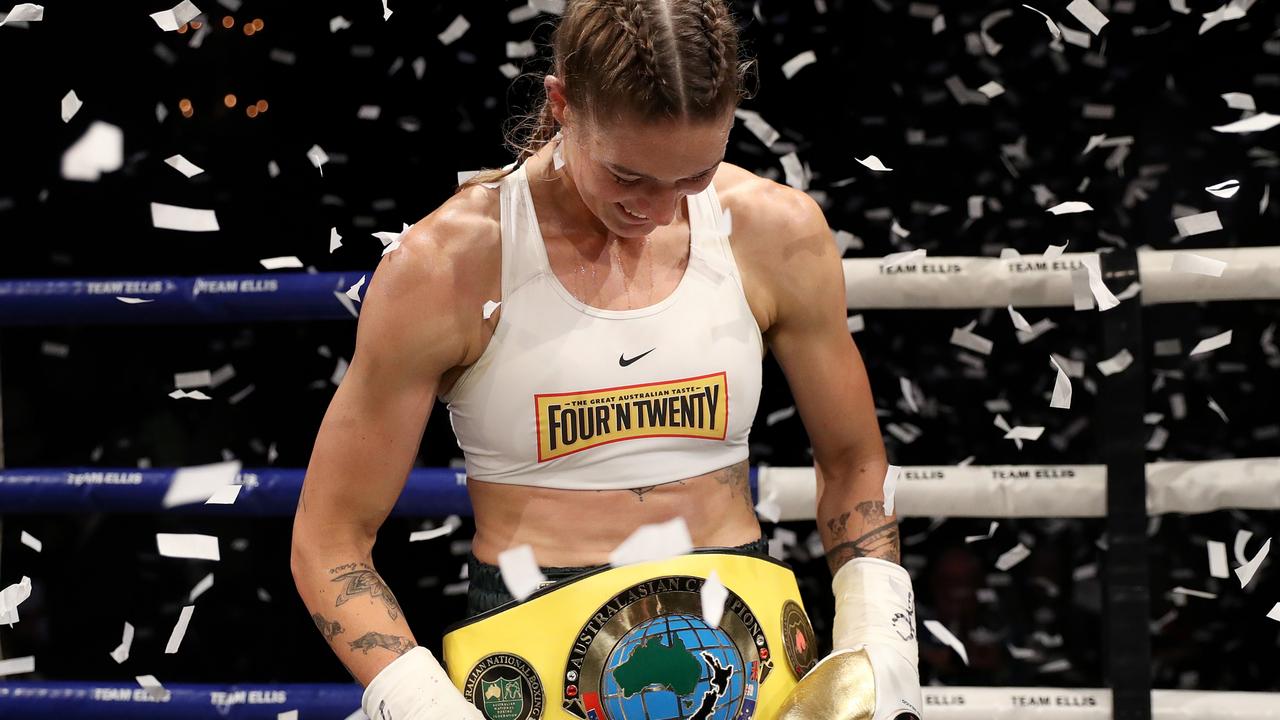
[
  {"x1": 361, "y1": 646, "x2": 484, "y2": 720},
  {"x1": 828, "y1": 557, "x2": 923, "y2": 720}
]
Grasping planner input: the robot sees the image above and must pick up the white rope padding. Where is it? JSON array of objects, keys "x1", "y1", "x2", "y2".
[
  {"x1": 921, "y1": 687, "x2": 1280, "y2": 719},
  {"x1": 757, "y1": 457, "x2": 1280, "y2": 520},
  {"x1": 843, "y1": 247, "x2": 1280, "y2": 309}
]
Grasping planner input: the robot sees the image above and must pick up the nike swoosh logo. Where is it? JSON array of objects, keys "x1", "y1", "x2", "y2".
[{"x1": 619, "y1": 348, "x2": 656, "y2": 367}]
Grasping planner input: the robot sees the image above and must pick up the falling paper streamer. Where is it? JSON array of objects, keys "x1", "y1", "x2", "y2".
[
  {"x1": 734, "y1": 108, "x2": 780, "y2": 147},
  {"x1": 1207, "y1": 396, "x2": 1229, "y2": 424},
  {"x1": 164, "y1": 154, "x2": 204, "y2": 178},
  {"x1": 1097, "y1": 349, "x2": 1134, "y2": 376},
  {"x1": 1211, "y1": 112, "x2": 1280, "y2": 134},
  {"x1": 343, "y1": 275, "x2": 367, "y2": 304},
  {"x1": 482, "y1": 300, "x2": 501, "y2": 320},
  {"x1": 1059, "y1": 24, "x2": 1091, "y2": 47},
  {"x1": 61, "y1": 121, "x2": 124, "y2": 181},
  {"x1": 151, "y1": 202, "x2": 219, "y2": 232},
  {"x1": 1220, "y1": 92, "x2": 1255, "y2": 110},
  {"x1": 497, "y1": 544, "x2": 546, "y2": 602},
  {"x1": 701, "y1": 570, "x2": 729, "y2": 628},
  {"x1": 164, "y1": 605, "x2": 195, "y2": 654},
  {"x1": 1017, "y1": 318, "x2": 1057, "y2": 344},
  {"x1": 1080, "y1": 255, "x2": 1120, "y2": 311},
  {"x1": 1049, "y1": 356, "x2": 1073, "y2": 409},
  {"x1": 781, "y1": 50, "x2": 817, "y2": 79},
  {"x1": 437, "y1": 14, "x2": 469, "y2": 45},
  {"x1": 278, "y1": 712, "x2": 298, "y2": 720},
  {"x1": 1190, "y1": 330, "x2": 1232, "y2": 356},
  {"x1": 1044, "y1": 241, "x2": 1068, "y2": 259},
  {"x1": 150, "y1": 0, "x2": 200, "y2": 31},
  {"x1": 20, "y1": 531, "x2": 41, "y2": 552},
  {"x1": 329, "y1": 227, "x2": 343, "y2": 253},
  {"x1": 780, "y1": 152, "x2": 807, "y2": 190},
  {"x1": 1065, "y1": 0, "x2": 1109, "y2": 33},
  {"x1": 996, "y1": 542, "x2": 1032, "y2": 571},
  {"x1": 882, "y1": 248, "x2": 926, "y2": 269},
  {"x1": 965, "y1": 521, "x2": 999, "y2": 544},
  {"x1": 204, "y1": 485, "x2": 241, "y2": 505},
  {"x1": 260, "y1": 256, "x2": 303, "y2": 270},
  {"x1": 0, "y1": 3, "x2": 43, "y2": 26},
  {"x1": 766, "y1": 405, "x2": 797, "y2": 426},
  {"x1": 1174, "y1": 211, "x2": 1223, "y2": 237},
  {"x1": 1235, "y1": 530, "x2": 1255, "y2": 566},
  {"x1": 977, "y1": 81, "x2": 1005, "y2": 99},
  {"x1": 900, "y1": 378, "x2": 921, "y2": 414},
  {"x1": 1234, "y1": 538, "x2": 1270, "y2": 589},
  {"x1": 719, "y1": 208, "x2": 733, "y2": 237},
  {"x1": 0, "y1": 657, "x2": 35, "y2": 677},
  {"x1": 1171, "y1": 587, "x2": 1218, "y2": 600},
  {"x1": 110, "y1": 622, "x2": 135, "y2": 664},
  {"x1": 923, "y1": 620, "x2": 969, "y2": 665},
  {"x1": 306, "y1": 144, "x2": 329, "y2": 175},
  {"x1": 1020, "y1": 4, "x2": 1062, "y2": 39},
  {"x1": 136, "y1": 675, "x2": 170, "y2": 701},
  {"x1": 0, "y1": 576, "x2": 32, "y2": 625},
  {"x1": 856, "y1": 155, "x2": 893, "y2": 172},
  {"x1": 609, "y1": 517, "x2": 694, "y2": 567},
  {"x1": 61, "y1": 90, "x2": 82, "y2": 123},
  {"x1": 189, "y1": 573, "x2": 214, "y2": 602},
  {"x1": 883, "y1": 465, "x2": 902, "y2": 516},
  {"x1": 1008, "y1": 306, "x2": 1033, "y2": 333},
  {"x1": 169, "y1": 389, "x2": 212, "y2": 400},
  {"x1": 951, "y1": 321, "x2": 994, "y2": 355},
  {"x1": 381, "y1": 0, "x2": 392, "y2": 20},
  {"x1": 163, "y1": 461, "x2": 241, "y2": 508},
  {"x1": 1171, "y1": 253, "x2": 1226, "y2": 277},
  {"x1": 156, "y1": 533, "x2": 220, "y2": 561},
  {"x1": 847, "y1": 314, "x2": 865, "y2": 333},
  {"x1": 1004, "y1": 426, "x2": 1045, "y2": 442},
  {"x1": 1261, "y1": 184, "x2": 1271, "y2": 215},
  {"x1": 1205, "y1": 179, "x2": 1240, "y2": 199},
  {"x1": 754, "y1": 485, "x2": 782, "y2": 523},
  {"x1": 1047, "y1": 201, "x2": 1093, "y2": 215},
  {"x1": 409, "y1": 516, "x2": 461, "y2": 542}
]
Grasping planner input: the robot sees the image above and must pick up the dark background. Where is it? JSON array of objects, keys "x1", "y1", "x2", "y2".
[{"x1": 0, "y1": 0, "x2": 1278, "y2": 694}]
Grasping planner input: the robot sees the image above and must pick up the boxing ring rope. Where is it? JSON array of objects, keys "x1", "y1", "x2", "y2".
[{"x1": 2, "y1": 245, "x2": 1278, "y2": 719}]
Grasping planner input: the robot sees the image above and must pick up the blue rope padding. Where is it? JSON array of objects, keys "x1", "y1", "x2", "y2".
[
  {"x1": 0, "y1": 682, "x2": 362, "y2": 719},
  {"x1": 0, "y1": 273, "x2": 367, "y2": 326},
  {"x1": 0, "y1": 467, "x2": 760, "y2": 516}
]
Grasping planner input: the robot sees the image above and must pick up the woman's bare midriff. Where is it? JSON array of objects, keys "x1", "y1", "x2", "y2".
[{"x1": 467, "y1": 459, "x2": 763, "y2": 566}]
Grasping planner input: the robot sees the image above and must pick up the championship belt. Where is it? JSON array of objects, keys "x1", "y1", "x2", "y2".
[{"x1": 442, "y1": 549, "x2": 819, "y2": 720}]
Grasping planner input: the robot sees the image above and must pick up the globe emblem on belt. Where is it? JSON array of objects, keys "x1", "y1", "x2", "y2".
[{"x1": 601, "y1": 613, "x2": 755, "y2": 719}]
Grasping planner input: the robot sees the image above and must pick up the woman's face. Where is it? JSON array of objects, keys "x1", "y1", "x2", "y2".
[{"x1": 566, "y1": 114, "x2": 733, "y2": 238}]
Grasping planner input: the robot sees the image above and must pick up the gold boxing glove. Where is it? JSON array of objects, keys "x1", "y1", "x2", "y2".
[{"x1": 775, "y1": 648, "x2": 878, "y2": 719}]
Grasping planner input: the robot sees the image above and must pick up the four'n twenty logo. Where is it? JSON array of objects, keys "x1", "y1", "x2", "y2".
[{"x1": 534, "y1": 372, "x2": 730, "y2": 462}]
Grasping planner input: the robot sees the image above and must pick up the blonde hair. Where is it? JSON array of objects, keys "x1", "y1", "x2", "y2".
[{"x1": 457, "y1": 0, "x2": 755, "y2": 193}]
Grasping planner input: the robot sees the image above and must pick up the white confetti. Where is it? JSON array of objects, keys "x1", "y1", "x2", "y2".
[
  {"x1": 329, "y1": 227, "x2": 343, "y2": 253},
  {"x1": 1017, "y1": 318, "x2": 1057, "y2": 344},
  {"x1": 506, "y1": 40, "x2": 536, "y2": 58},
  {"x1": 1008, "y1": 305, "x2": 1033, "y2": 333},
  {"x1": 780, "y1": 152, "x2": 807, "y2": 190},
  {"x1": 1097, "y1": 349, "x2": 1134, "y2": 376},
  {"x1": 881, "y1": 248, "x2": 926, "y2": 269},
  {"x1": 1189, "y1": 330, "x2": 1232, "y2": 356},
  {"x1": 20, "y1": 531, "x2": 41, "y2": 552},
  {"x1": 1174, "y1": 211, "x2": 1222, "y2": 237},
  {"x1": 1268, "y1": 603, "x2": 1280, "y2": 623},
  {"x1": 189, "y1": 573, "x2": 214, "y2": 602},
  {"x1": 1261, "y1": 184, "x2": 1271, "y2": 214},
  {"x1": 1047, "y1": 201, "x2": 1093, "y2": 215},
  {"x1": 0, "y1": 657, "x2": 34, "y2": 677},
  {"x1": 701, "y1": 570, "x2": 729, "y2": 628},
  {"x1": 996, "y1": 542, "x2": 1032, "y2": 571},
  {"x1": 110, "y1": 622, "x2": 135, "y2": 664},
  {"x1": 1208, "y1": 540, "x2": 1233, "y2": 578},
  {"x1": 381, "y1": 0, "x2": 392, "y2": 21},
  {"x1": 847, "y1": 314, "x2": 865, "y2": 333},
  {"x1": 346, "y1": 275, "x2": 367, "y2": 303},
  {"x1": 857, "y1": 155, "x2": 893, "y2": 172},
  {"x1": 1234, "y1": 538, "x2": 1270, "y2": 589},
  {"x1": 164, "y1": 461, "x2": 241, "y2": 508},
  {"x1": 965, "y1": 521, "x2": 999, "y2": 544},
  {"x1": 883, "y1": 465, "x2": 902, "y2": 516},
  {"x1": 1020, "y1": 4, "x2": 1062, "y2": 39},
  {"x1": 781, "y1": 50, "x2": 817, "y2": 79},
  {"x1": 1207, "y1": 396, "x2": 1229, "y2": 423},
  {"x1": 164, "y1": 154, "x2": 204, "y2": 178},
  {"x1": 1234, "y1": 530, "x2": 1255, "y2": 566},
  {"x1": 164, "y1": 605, "x2": 195, "y2": 654},
  {"x1": 482, "y1": 300, "x2": 501, "y2": 320},
  {"x1": 149, "y1": 0, "x2": 201, "y2": 32},
  {"x1": 609, "y1": 517, "x2": 694, "y2": 567},
  {"x1": 0, "y1": 3, "x2": 43, "y2": 26},
  {"x1": 169, "y1": 389, "x2": 212, "y2": 400},
  {"x1": 1212, "y1": 112, "x2": 1280, "y2": 134},
  {"x1": 306, "y1": 144, "x2": 329, "y2": 175},
  {"x1": 1220, "y1": 92, "x2": 1255, "y2": 110},
  {"x1": 1080, "y1": 255, "x2": 1120, "y2": 311},
  {"x1": 1204, "y1": 179, "x2": 1240, "y2": 199},
  {"x1": 278, "y1": 712, "x2": 298, "y2": 720},
  {"x1": 951, "y1": 320, "x2": 994, "y2": 355},
  {"x1": 1066, "y1": 0, "x2": 1109, "y2": 34},
  {"x1": 734, "y1": 108, "x2": 779, "y2": 147},
  {"x1": 497, "y1": 544, "x2": 546, "y2": 602},
  {"x1": 437, "y1": 14, "x2": 469, "y2": 45},
  {"x1": 1044, "y1": 241, "x2": 1068, "y2": 259},
  {"x1": 900, "y1": 377, "x2": 921, "y2": 414},
  {"x1": 329, "y1": 15, "x2": 350, "y2": 32},
  {"x1": 61, "y1": 121, "x2": 124, "y2": 181},
  {"x1": 409, "y1": 516, "x2": 461, "y2": 542},
  {"x1": 977, "y1": 81, "x2": 1005, "y2": 99},
  {"x1": 61, "y1": 89, "x2": 82, "y2": 123},
  {"x1": 923, "y1": 619, "x2": 969, "y2": 665},
  {"x1": 1049, "y1": 355, "x2": 1073, "y2": 409},
  {"x1": 1171, "y1": 253, "x2": 1227, "y2": 277},
  {"x1": 260, "y1": 256, "x2": 303, "y2": 270},
  {"x1": 156, "y1": 533, "x2": 220, "y2": 561},
  {"x1": 766, "y1": 405, "x2": 796, "y2": 426},
  {"x1": 136, "y1": 675, "x2": 170, "y2": 701},
  {"x1": 1004, "y1": 426, "x2": 1045, "y2": 442},
  {"x1": 151, "y1": 202, "x2": 219, "y2": 232},
  {"x1": 204, "y1": 485, "x2": 242, "y2": 505},
  {"x1": 0, "y1": 576, "x2": 32, "y2": 625},
  {"x1": 1171, "y1": 587, "x2": 1217, "y2": 600}
]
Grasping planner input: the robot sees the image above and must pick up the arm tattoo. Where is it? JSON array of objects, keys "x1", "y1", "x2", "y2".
[
  {"x1": 824, "y1": 500, "x2": 901, "y2": 573},
  {"x1": 348, "y1": 631, "x2": 417, "y2": 657},
  {"x1": 330, "y1": 566, "x2": 403, "y2": 621},
  {"x1": 311, "y1": 612, "x2": 345, "y2": 641},
  {"x1": 716, "y1": 462, "x2": 753, "y2": 507}
]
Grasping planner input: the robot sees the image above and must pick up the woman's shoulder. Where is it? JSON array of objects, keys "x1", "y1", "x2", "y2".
[
  {"x1": 399, "y1": 181, "x2": 504, "y2": 281},
  {"x1": 713, "y1": 162, "x2": 828, "y2": 264}
]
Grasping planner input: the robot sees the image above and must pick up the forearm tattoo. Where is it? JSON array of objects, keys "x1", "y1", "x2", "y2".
[
  {"x1": 348, "y1": 631, "x2": 417, "y2": 657},
  {"x1": 329, "y1": 563, "x2": 403, "y2": 621},
  {"x1": 824, "y1": 500, "x2": 901, "y2": 574},
  {"x1": 312, "y1": 612, "x2": 345, "y2": 641}
]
